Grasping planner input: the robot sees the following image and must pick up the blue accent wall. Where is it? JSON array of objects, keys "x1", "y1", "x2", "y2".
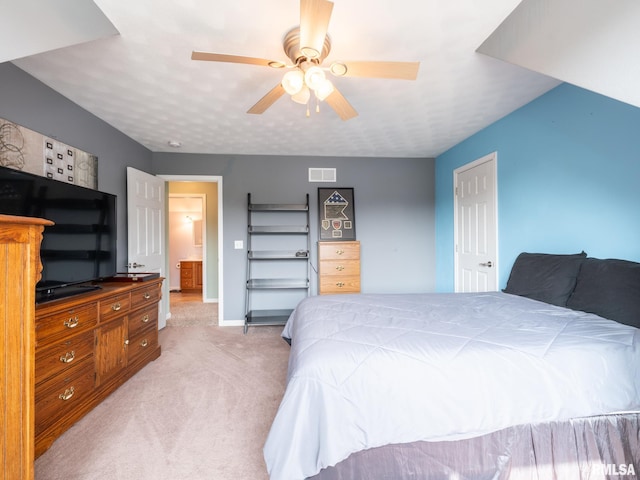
[{"x1": 435, "y1": 84, "x2": 640, "y2": 292}]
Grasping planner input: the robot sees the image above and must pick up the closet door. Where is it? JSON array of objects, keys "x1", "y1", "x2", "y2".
[{"x1": 454, "y1": 153, "x2": 498, "y2": 292}]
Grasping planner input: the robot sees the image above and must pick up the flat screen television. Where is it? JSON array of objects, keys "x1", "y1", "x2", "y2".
[{"x1": 0, "y1": 165, "x2": 117, "y2": 302}]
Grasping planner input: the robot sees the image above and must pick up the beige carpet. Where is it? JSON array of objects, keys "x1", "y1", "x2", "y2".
[
  {"x1": 34, "y1": 317, "x2": 290, "y2": 480},
  {"x1": 166, "y1": 301, "x2": 219, "y2": 327}
]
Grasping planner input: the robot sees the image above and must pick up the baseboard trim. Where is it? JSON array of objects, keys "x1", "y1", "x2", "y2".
[{"x1": 219, "y1": 319, "x2": 244, "y2": 327}]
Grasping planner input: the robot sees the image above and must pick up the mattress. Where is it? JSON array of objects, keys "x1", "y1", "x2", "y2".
[{"x1": 263, "y1": 292, "x2": 640, "y2": 480}]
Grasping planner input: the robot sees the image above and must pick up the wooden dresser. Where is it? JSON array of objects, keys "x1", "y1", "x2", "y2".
[
  {"x1": 34, "y1": 278, "x2": 162, "y2": 457},
  {"x1": 1, "y1": 214, "x2": 52, "y2": 480},
  {"x1": 318, "y1": 241, "x2": 361, "y2": 294},
  {"x1": 180, "y1": 260, "x2": 203, "y2": 292}
]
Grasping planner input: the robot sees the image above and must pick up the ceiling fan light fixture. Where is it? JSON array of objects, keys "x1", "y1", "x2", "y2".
[
  {"x1": 282, "y1": 70, "x2": 305, "y2": 95},
  {"x1": 304, "y1": 65, "x2": 326, "y2": 91},
  {"x1": 329, "y1": 62, "x2": 347, "y2": 76},
  {"x1": 315, "y1": 78, "x2": 334, "y2": 101},
  {"x1": 291, "y1": 85, "x2": 311, "y2": 105},
  {"x1": 300, "y1": 46, "x2": 320, "y2": 59}
]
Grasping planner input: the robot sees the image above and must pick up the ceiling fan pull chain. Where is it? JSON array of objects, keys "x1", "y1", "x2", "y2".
[
  {"x1": 306, "y1": 102, "x2": 310, "y2": 117},
  {"x1": 316, "y1": 96, "x2": 320, "y2": 113}
]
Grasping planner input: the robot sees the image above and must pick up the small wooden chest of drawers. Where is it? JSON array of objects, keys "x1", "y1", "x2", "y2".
[
  {"x1": 180, "y1": 260, "x2": 203, "y2": 292},
  {"x1": 318, "y1": 241, "x2": 361, "y2": 294}
]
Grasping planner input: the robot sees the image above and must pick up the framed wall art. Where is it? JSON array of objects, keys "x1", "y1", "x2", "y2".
[
  {"x1": 318, "y1": 187, "x2": 356, "y2": 241},
  {"x1": 0, "y1": 117, "x2": 98, "y2": 188}
]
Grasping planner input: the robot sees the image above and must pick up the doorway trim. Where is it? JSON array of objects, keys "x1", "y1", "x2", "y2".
[{"x1": 159, "y1": 175, "x2": 225, "y2": 325}]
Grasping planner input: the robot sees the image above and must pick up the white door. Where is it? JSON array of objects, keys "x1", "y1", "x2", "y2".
[
  {"x1": 127, "y1": 167, "x2": 167, "y2": 327},
  {"x1": 454, "y1": 153, "x2": 498, "y2": 292}
]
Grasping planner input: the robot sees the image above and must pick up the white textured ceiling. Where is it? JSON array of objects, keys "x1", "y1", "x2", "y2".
[
  {"x1": 0, "y1": 0, "x2": 118, "y2": 63},
  {"x1": 478, "y1": 0, "x2": 640, "y2": 110},
  {"x1": 6, "y1": 0, "x2": 636, "y2": 158}
]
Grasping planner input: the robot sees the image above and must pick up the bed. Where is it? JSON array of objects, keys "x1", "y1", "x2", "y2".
[{"x1": 263, "y1": 253, "x2": 640, "y2": 480}]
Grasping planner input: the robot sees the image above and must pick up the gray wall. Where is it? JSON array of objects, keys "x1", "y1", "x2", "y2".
[
  {"x1": 152, "y1": 153, "x2": 436, "y2": 321},
  {"x1": 0, "y1": 63, "x2": 153, "y2": 271},
  {"x1": 0, "y1": 62, "x2": 437, "y2": 323}
]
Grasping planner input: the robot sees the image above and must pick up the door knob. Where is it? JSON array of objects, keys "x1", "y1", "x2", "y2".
[{"x1": 479, "y1": 261, "x2": 493, "y2": 268}]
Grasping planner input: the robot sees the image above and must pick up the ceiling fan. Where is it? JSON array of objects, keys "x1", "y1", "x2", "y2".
[{"x1": 191, "y1": 0, "x2": 420, "y2": 120}]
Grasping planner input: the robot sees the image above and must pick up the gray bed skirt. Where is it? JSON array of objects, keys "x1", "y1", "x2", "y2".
[{"x1": 308, "y1": 413, "x2": 640, "y2": 479}]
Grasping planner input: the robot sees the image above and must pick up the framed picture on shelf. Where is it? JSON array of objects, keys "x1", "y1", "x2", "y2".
[{"x1": 318, "y1": 187, "x2": 356, "y2": 241}]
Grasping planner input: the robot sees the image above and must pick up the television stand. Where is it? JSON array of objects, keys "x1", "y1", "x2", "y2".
[{"x1": 34, "y1": 278, "x2": 163, "y2": 457}]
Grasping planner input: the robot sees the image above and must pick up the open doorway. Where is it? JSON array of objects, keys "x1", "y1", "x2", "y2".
[
  {"x1": 159, "y1": 175, "x2": 224, "y2": 325},
  {"x1": 168, "y1": 194, "x2": 205, "y2": 302}
]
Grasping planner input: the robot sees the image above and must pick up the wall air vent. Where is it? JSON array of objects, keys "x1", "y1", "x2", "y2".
[{"x1": 308, "y1": 168, "x2": 337, "y2": 183}]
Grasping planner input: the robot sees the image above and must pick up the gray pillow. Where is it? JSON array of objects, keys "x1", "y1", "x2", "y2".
[
  {"x1": 503, "y1": 252, "x2": 587, "y2": 307},
  {"x1": 566, "y1": 258, "x2": 640, "y2": 328}
]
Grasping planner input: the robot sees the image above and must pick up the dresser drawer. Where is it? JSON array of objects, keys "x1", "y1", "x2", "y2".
[
  {"x1": 99, "y1": 292, "x2": 131, "y2": 322},
  {"x1": 319, "y1": 275, "x2": 361, "y2": 294},
  {"x1": 319, "y1": 259, "x2": 360, "y2": 276},
  {"x1": 128, "y1": 305, "x2": 158, "y2": 338},
  {"x1": 36, "y1": 303, "x2": 98, "y2": 346},
  {"x1": 131, "y1": 283, "x2": 161, "y2": 309},
  {"x1": 318, "y1": 241, "x2": 360, "y2": 260},
  {"x1": 35, "y1": 359, "x2": 95, "y2": 435},
  {"x1": 128, "y1": 326, "x2": 159, "y2": 363},
  {"x1": 35, "y1": 330, "x2": 94, "y2": 386}
]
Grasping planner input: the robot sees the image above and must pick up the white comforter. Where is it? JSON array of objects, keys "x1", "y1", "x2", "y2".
[{"x1": 263, "y1": 292, "x2": 640, "y2": 480}]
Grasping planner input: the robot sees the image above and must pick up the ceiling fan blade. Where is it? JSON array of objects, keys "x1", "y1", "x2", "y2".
[
  {"x1": 247, "y1": 84, "x2": 286, "y2": 115},
  {"x1": 191, "y1": 51, "x2": 286, "y2": 68},
  {"x1": 324, "y1": 87, "x2": 358, "y2": 121},
  {"x1": 299, "y1": 0, "x2": 334, "y2": 59},
  {"x1": 331, "y1": 61, "x2": 420, "y2": 80}
]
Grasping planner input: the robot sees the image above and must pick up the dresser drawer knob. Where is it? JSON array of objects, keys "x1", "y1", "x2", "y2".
[
  {"x1": 111, "y1": 302, "x2": 122, "y2": 311},
  {"x1": 142, "y1": 314, "x2": 150, "y2": 323},
  {"x1": 140, "y1": 339, "x2": 149, "y2": 348},
  {"x1": 143, "y1": 292, "x2": 151, "y2": 300},
  {"x1": 336, "y1": 282, "x2": 345, "y2": 287},
  {"x1": 59, "y1": 351, "x2": 75, "y2": 364},
  {"x1": 336, "y1": 249, "x2": 344, "y2": 255},
  {"x1": 59, "y1": 387, "x2": 75, "y2": 401},
  {"x1": 335, "y1": 265, "x2": 345, "y2": 271},
  {"x1": 64, "y1": 316, "x2": 79, "y2": 328}
]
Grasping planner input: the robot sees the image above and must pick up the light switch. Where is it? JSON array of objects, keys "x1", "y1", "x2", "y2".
[{"x1": 234, "y1": 240, "x2": 243, "y2": 249}]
